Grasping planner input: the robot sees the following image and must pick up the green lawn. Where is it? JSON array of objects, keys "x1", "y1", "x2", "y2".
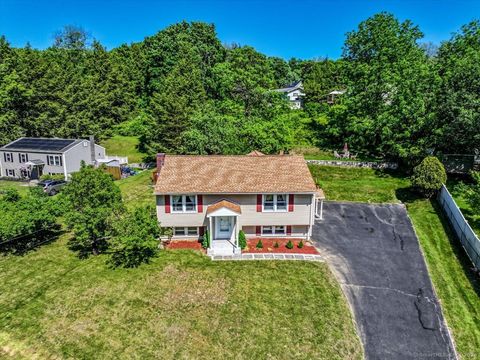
[
  {"x1": 0, "y1": 235, "x2": 362, "y2": 359},
  {"x1": 309, "y1": 165, "x2": 480, "y2": 358},
  {"x1": 447, "y1": 179, "x2": 480, "y2": 238},
  {"x1": 117, "y1": 169, "x2": 155, "y2": 208},
  {"x1": 101, "y1": 135, "x2": 146, "y2": 164},
  {"x1": 309, "y1": 165, "x2": 410, "y2": 203},
  {"x1": 0, "y1": 180, "x2": 34, "y2": 197}
]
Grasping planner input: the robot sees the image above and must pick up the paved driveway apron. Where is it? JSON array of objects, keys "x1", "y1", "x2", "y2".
[{"x1": 312, "y1": 202, "x2": 456, "y2": 360}]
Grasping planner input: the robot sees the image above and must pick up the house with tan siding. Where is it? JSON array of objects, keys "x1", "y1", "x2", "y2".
[{"x1": 154, "y1": 152, "x2": 325, "y2": 256}]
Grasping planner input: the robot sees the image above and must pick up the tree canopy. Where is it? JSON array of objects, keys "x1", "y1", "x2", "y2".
[{"x1": 0, "y1": 15, "x2": 479, "y2": 163}]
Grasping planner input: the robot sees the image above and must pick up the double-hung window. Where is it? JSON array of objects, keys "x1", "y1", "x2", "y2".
[
  {"x1": 263, "y1": 194, "x2": 287, "y2": 212},
  {"x1": 3, "y1": 152, "x2": 13, "y2": 163},
  {"x1": 47, "y1": 155, "x2": 62, "y2": 166},
  {"x1": 174, "y1": 227, "x2": 199, "y2": 236},
  {"x1": 262, "y1": 226, "x2": 286, "y2": 236},
  {"x1": 171, "y1": 195, "x2": 197, "y2": 213},
  {"x1": 19, "y1": 153, "x2": 28, "y2": 163},
  {"x1": 6, "y1": 169, "x2": 15, "y2": 177}
]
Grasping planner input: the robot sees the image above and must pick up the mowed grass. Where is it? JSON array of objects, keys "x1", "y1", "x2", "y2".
[
  {"x1": 101, "y1": 135, "x2": 146, "y2": 164},
  {"x1": 0, "y1": 235, "x2": 362, "y2": 360},
  {"x1": 0, "y1": 180, "x2": 33, "y2": 197},
  {"x1": 407, "y1": 199, "x2": 480, "y2": 357},
  {"x1": 309, "y1": 164, "x2": 480, "y2": 358},
  {"x1": 309, "y1": 165, "x2": 410, "y2": 203},
  {"x1": 117, "y1": 169, "x2": 155, "y2": 208},
  {"x1": 447, "y1": 179, "x2": 480, "y2": 238}
]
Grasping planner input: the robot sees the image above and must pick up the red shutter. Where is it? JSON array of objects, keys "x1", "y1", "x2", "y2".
[
  {"x1": 165, "y1": 195, "x2": 171, "y2": 213},
  {"x1": 197, "y1": 195, "x2": 203, "y2": 212},
  {"x1": 288, "y1": 194, "x2": 294, "y2": 212},
  {"x1": 287, "y1": 225, "x2": 292, "y2": 236},
  {"x1": 256, "y1": 226, "x2": 261, "y2": 236},
  {"x1": 199, "y1": 226, "x2": 205, "y2": 236},
  {"x1": 256, "y1": 194, "x2": 262, "y2": 212}
]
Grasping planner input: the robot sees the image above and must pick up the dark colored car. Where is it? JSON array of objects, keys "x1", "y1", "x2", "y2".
[{"x1": 43, "y1": 180, "x2": 67, "y2": 195}]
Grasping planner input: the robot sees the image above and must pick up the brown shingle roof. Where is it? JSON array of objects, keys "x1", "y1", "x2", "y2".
[
  {"x1": 154, "y1": 155, "x2": 317, "y2": 194},
  {"x1": 206, "y1": 199, "x2": 242, "y2": 215}
]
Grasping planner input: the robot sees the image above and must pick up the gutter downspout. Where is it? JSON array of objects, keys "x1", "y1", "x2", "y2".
[{"x1": 62, "y1": 153, "x2": 68, "y2": 181}]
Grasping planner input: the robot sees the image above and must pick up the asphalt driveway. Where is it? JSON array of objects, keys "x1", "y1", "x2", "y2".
[{"x1": 312, "y1": 202, "x2": 456, "y2": 360}]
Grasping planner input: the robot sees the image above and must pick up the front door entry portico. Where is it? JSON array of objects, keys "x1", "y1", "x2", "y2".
[{"x1": 215, "y1": 216, "x2": 233, "y2": 239}]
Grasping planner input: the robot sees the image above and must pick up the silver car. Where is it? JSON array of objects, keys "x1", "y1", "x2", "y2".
[{"x1": 43, "y1": 180, "x2": 67, "y2": 196}]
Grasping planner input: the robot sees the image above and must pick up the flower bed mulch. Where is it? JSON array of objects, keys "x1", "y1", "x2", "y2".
[
  {"x1": 165, "y1": 240, "x2": 205, "y2": 252},
  {"x1": 243, "y1": 238, "x2": 319, "y2": 254}
]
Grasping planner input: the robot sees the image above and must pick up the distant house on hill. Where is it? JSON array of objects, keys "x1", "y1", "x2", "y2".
[{"x1": 274, "y1": 81, "x2": 304, "y2": 109}]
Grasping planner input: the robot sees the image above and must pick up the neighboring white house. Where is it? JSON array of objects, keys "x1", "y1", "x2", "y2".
[
  {"x1": 154, "y1": 152, "x2": 325, "y2": 256},
  {"x1": 0, "y1": 137, "x2": 106, "y2": 180},
  {"x1": 274, "y1": 81, "x2": 305, "y2": 109}
]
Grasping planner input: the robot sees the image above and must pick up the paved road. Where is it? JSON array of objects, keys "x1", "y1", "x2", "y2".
[{"x1": 312, "y1": 202, "x2": 456, "y2": 360}]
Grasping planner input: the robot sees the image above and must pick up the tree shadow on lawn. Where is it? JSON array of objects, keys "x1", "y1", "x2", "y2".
[{"x1": 0, "y1": 225, "x2": 64, "y2": 256}]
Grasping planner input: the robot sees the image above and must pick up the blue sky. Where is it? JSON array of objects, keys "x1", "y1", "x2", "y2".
[{"x1": 1, "y1": 0, "x2": 479, "y2": 59}]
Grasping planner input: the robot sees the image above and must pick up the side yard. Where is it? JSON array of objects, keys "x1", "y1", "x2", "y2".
[
  {"x1": 447, "y1": 178, "x2": 480, "y2": 238},
  {"x1": 309, "y1": 165, "x2": 480, "y2": 359},
  {"x1": 100, "y1": 135, "x2": 146, "y2": 164}
]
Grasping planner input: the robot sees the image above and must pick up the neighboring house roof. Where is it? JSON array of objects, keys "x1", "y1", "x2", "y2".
[
  {"x1": 328, "y1": 90, "x2": 345, "y2": 95},
  {"x1": 0, "y1": 137, "x2": 83, "y2": 153},
  {"x1": 274, "y1": 80, "x2": 303, "y2": 93},
  {"x1": 206, "y1": 199, "x2": 242, "y2": 215},
  {"x1": 154, "y1": 155, "x2": 317, "y2": 194}
]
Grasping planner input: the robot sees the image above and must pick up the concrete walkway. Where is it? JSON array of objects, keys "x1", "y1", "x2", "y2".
[{"x1": 210, "y1": 253, "x2": 323, "y2": 261}]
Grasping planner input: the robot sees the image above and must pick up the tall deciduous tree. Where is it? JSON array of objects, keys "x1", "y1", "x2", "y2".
[
  {"x1": 62, "y1": 164, "x2": 123, "y2": 257},
  {"x1": 342, "y1": 12, "x2": 435, "y2": 160},
  {"x1": 434, "y1": 21, "x2": 480, "y2": 154}
]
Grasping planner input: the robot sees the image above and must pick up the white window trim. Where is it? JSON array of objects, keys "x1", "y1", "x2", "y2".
[
  {"x1": 19, "y1": 153, "x2": 28, "y2": 163},
  {"x1": 4, "y1": 152, "x2": 13, "y2": 163},
  {"x1": 171, "y1": 195, "x2": 198, "y2": 213},
  {"x1": 6, "y1": 169, "x2": 15, "y2": 177},
  {"x1": 262, "y1": 194, "x2": 288, "y2": 212},
  {"x1": 173, "y1": 227, "x2": 199, "y2": 237},
  {"x1": 47, "y1": 155, "x2": 62, "y2": 167},
  {"x1": 261, "y1": 225, "x2": 286, "y2": 236}
]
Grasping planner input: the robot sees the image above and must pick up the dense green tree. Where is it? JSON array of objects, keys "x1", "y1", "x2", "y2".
[
  {"x1": 108, "y1": 205, "x2": 160, "y2": 268},
  {"x1": 302, "y1": 59, "x2": 345, "y2": 103},
  {"x1": 144, "y1": 42, "x2": 206, "y2": 153},
  {"x1": 433, "y1": 21, "x2": 480, "y2": 154},
  {"x1": 1, "y1": 17, "x2": 479, "y2": 163},
  {"x1": 411, "y1": 156, "x2": 447, "y2": 198},
  {"x1": 62, "y1": 164, "x2": 123, "y2": 257},
  {"x1": 0, "y1": 187, "x2": 58, "y2": 253},
  {"x1": 341, "y1": 12, "x2": 435, "y2": 160}
]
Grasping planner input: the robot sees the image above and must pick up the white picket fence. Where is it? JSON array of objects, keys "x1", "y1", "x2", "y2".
[{"x1": 437, "y1": 185, "x2": 480, "y2": 269}]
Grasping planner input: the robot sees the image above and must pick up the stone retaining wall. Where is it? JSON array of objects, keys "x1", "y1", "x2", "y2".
[{"x1": 306, "y1": 159, "x2": 398, "y2": 170}]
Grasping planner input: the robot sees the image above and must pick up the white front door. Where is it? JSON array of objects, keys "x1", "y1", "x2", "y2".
[{"x1": 215, "y1": 216, "x2": 233, "y2": 239}]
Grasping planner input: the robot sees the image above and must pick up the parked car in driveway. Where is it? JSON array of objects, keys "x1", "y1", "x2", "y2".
[
  {"x1": 43, "y1": 180, "x2": 67, "y2": 195},
  {"x1": 37, "y1": 179, "x2": 55, "y2": 188}
]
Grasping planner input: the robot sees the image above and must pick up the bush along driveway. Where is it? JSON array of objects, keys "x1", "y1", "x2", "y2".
[{"x1": 312, "y1": 201, "x2": 456, "y2": 360}]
